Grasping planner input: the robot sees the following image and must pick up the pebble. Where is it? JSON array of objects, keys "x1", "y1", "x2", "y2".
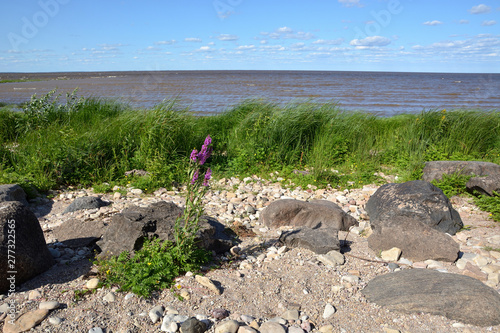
[
  {"x1": 103, "y1": 292, "x2": 116, "y2": 302},
  {"x1": 260, "y1": 321, "x2": 286, "y2": 333},
  {"x1": 195, "y1": 275, "x2": 221, "y2": 295},
  {"x1": 181, "y1": 317, "x2": 207, "y2": 333},
  {"x1": 215, "y1": 320, "x2": 240, "y2": 333},
  {"x1": 89, "y1": 328, "x2": 104, "y2": 333},
  {"x1": 381, "y1": 247, "x2": 402, "y2": 262},
  {"x1": 48, "y1": 316, "x2": 63, "y2": 325},
  {"x1": 124, "y1": 293, "x2": 135, "y2": 300},
  {"x1": 238, "y1": 326, "x2": 258, "y2": 333},
  {"x1": 28, "y1": 290, "x2": 42, "y2": 300},
  {"x1": 318, "y1": 325, "x2": 334, "y2": 333},
  {"x1": 322, "y1": 303, "x2": 336, "y2": 319},
  {"x1": 149, "y1": 305, "x2": 165, "y2": 324},
  {"x1": 86, "y1": 278, "x2": 100, "y2": 289},
  {"x1": 387, "y1": 263, "x2": 399, "y2": 271},
  {"x1": 39, "y1": 300, "x2": 60, "y2": 310},
  {"x1": 318, "y1": 250, "x2": 345, "y2": 266},
  {"x1": 288, "y1": 327, "x2": 305, "y2": 333},
  {"x1": 212, "y1": 308, "x2": 229, "y2": 320},
  {"x1": 281, "y1": 309, "x2": 299, "y2": 320},
  {"x1": 240, "y1": 315, "x2": 256, "y2": 323},
  {"x1": 341, "y1": 275, "x2": 360, "y2": 284}
]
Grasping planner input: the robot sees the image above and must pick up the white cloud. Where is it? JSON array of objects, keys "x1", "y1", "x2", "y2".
[
  {"x1": 216, "y1": 34, "x2": 239, "y2": 41},
  {"x1": 261, "y1": 27, "x2": 315, "y2": 40},
  {"x1": 197, "y1": 46, "x2": 214, "y2": 52},
  {"x1": 410, "y1": 34, "x2": 500, "y2": 59},
  {"x1": 313, "y1": 39, "x2": 344, "y2": 45},
  {"x1": 338, "y1": 0, "x2": 364, "y2": 8},
  {"x1": 185, "y1": 38, "x2": 202, "y2": 42},
  {"x1": 469, "y1": 4, "x2": 491, "y2": 14},
  {"x1": 423, "y1": 20, "x2": 443, "y2": 26},
  {"x1": 459, "y1": 20, "x2": 469, "y2": 24},
  {"x1": 482, "y1": 20, "x2": 497, "y2": 26},
  {"x1": 155, "y1": 40, "x2": 176, "y2": 45},
  {"x1": 350, "y1": 36, "x2": 391, "y2": 47},
  {"x1": 236, "y1": 45, "x2": 255, "y2": 50}
]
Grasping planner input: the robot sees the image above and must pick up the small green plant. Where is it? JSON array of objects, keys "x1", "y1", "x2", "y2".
[
  {"x1": 73, "y1": 289, "x2": 93, "y2": 302},
  {"x1": 473, "y1": 193, "x2": 500, "y2": 222},
  {"x1": 431, "y1": 172, "x2": 472, "y2": 198},
  {"x1": 94, "y1": 136, "x2": 214, "y2": 297},
  {"x1": 483, "y1": 246, "x2": 500, "y2": 253}
]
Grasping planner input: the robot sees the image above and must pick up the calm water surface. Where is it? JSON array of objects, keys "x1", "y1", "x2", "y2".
[{"x1": 0, "y1": 70, "x2": 498, "y2": 116}]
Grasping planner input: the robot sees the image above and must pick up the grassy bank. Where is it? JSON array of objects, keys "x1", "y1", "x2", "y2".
[{"x1": 1, "y1": 90, "x2": 500, "y2": 195}]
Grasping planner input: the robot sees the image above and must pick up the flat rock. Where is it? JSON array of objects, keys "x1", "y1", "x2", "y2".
[
  {"x1": 466, "y1": 175, "x2": 500, "y2": 196},
  {"x1": 3, "y1": 309, "x2": 50, "y2": 333},
  {"x1": 195, "y1": 275, "x2": 221, "y2": 295},
  {"x1": 96, "y1": 201, "x2": 233, "y2": 257},
  {"x1": 380, "y1": 247, "x2": 402, "y2": 262},
  {"x1": 63, "y1": 196, "x2": 109, "y2": 214},
  {"x1": 423, "y1": 161, "x2": 500, "y2": 182},
  {"x1": 261, "y1": 199, "x2": 357, "y2": 231},
  {"x1": 361, "y1": 269, "x2": 500, "y2": 327},
  {"x1": 366, "y1": 180, "x2": 463, "y2": 235},
  {"x1": 368, "y1": 217, "x2": 460, "y2": 262},
  {"x1": 39, "y1": 301, "x2": 59, "y2": 310},
  {"x1": 52, "y1": 218, "x2": 107, "y2": 248},
  {"x1": 279, "y1": 227, "x2": 340, "y2": 254}
]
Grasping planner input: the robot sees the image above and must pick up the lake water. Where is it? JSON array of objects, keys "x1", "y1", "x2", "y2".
[{"x1": 0, "y1": 70, "x2": 498, "y2": 116}]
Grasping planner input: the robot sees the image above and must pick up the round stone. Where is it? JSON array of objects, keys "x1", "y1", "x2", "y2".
[
  {"x1": 322, "y1": 303, "x2": 336, "y2": 319},
  {"x1": 86, "y1": 278, "x2": 100, "y2": 289},
  {"x1": 39, "y1": 301, "x2": 60, "y2": 310},
  {"x1": 48, "y1": 316, "x2": 63, "y2": 325}
]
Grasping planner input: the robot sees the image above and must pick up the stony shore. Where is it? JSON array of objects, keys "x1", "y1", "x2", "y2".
[{"x1": 1, "y1": 175, "x2": 500, "y2": 333}]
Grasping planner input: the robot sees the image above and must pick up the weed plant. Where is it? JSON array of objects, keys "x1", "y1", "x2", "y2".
[{"x1": 94, "y1": 137, "x2": 214, "y2": 297}]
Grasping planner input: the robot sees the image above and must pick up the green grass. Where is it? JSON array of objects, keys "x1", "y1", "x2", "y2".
[{"x1": 1, "y1": 90, "x2": 500, "y2": 192}]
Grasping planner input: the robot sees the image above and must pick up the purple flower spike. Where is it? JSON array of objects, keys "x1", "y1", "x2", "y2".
[
  {"x1": 203, "y1": 168, "x2": 212, "y2": 186},
  {"x1": 191, "y1": 169, "x2": 199, "y2": 185},
  {"x1": 190, "y1": 149, "x2": 198, "y2": 162},
  {"x1": 204, "y1": 135, "x2": 212, "y2": 146}
]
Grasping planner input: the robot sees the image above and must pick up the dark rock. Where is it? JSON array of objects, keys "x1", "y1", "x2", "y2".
[
  {"x1": 63, "y1": 196, "x2": 110, "y2": 214},
  {"x1": 52, "y1": 218, "x2": 108, "y2": 248},
  {"x1": 366, "y1": 180, "x2": 463, "y2": 235},
  {"x1": 466, "y1": 175, "x2": 500, "y2": 196},
  {"x1": 180, "y1": 317, "x2": 207, "y2": 333},
  {"x1": 367, "y1": 217, "x2": 460, "y2": 262},
  {"x1": 362, "y1": 269, "x2": 500, "y2": 327},
  {"x1": 261, "y1": 199, "x2": 357, "y2": 231},
  {"x1": 422, "y1": 160, "x2": 500, "y2": 182},
  {"x1": 96, "y1": 201, "x2": 233, "y2": 257},
  {"x1": 0, "y1": 184, "x2": 29, "y2": 206},
  {"x1": 211, "y1": 308, "x2": 229, "y2": 320},
  {"x1": 0, "y1": 201, "x2": 54, "y2": 293},
  {"x1": 279, "y1": 227, "x2": 340, "y2": 254}
]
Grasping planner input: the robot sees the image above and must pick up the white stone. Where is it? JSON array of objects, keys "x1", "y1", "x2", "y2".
[
  {"x1": 39, "y1": 301, "x2": 60, "y2": 310},
  {"x1": 318, "y1": 251, "x2": 345, "y2": 266},
  {"x1": 85, "y1": 278, "x2": 100, "y2": 289},
  {"x1": 472, "y1": 255, "x2": 490, "y2": 268},
  {"x1": 341, "y1": 275, "x2": 359, "y2": 284},
  {"x1": 455, "y1": 258, "x2": 468, "y2": 270},
  {"x1": 322, "y1": 303, "x2": 336, "y2": 319},
  {"x1": 149, "y1": 305, "x2": 164, "y2": 324},
  {"x1": 103, "y1": 292, "x2": 116, "y2": 302},
  {"x1": 381, "y1": 247, "x2": 402, "y2": 262},
  {"x1": 48, "y1": 316, "x2": 62, "y2": 325}
]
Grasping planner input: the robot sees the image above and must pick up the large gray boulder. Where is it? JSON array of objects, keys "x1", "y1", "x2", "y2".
[
  {"x1": 0, "y1": 201, "x2": 54, "y2": 293},
  {"x1": 366, "y1": 180, "x2": 463, "y2": 235},
  {"x1": 0, "y1": 184, "x2": 29, "y2": 206},
  {"x1": 279, "y1": 227, "x2": 340, "y2": 254},
  {"x1": 466, "y1": 175, "x2": 500, "y2": 196},
  {"x1": 423, "y1": 160, "x2": 500, "y2": 182},
  {"x1": 367, "y1": 216, "x2": 460, "y2": 262},
  {"x1": 362, "y1": 269, "x2": 500, "y2": 327},
  {"x1": 63, "y1": 196, "x2": 110, "y2": 214},
  {"x1": 96, "y1": 201, "x2": 233, "y2": 257},
  {"x1": 261, "y1": 199, "x2": 358, "y2": 231}
]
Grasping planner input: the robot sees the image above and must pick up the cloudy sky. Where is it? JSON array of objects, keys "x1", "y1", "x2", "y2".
[{"x1": 0, "y1": 0, "x2": 499, "y2": 73}]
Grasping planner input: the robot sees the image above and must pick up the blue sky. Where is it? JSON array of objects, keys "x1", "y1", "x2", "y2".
[{"x1": 0, "y1": 0, "x2": 499, "y2": 73}]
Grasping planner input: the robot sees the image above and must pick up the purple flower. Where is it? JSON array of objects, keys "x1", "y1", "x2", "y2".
[
  {"x1": 190, "y1": 149, "x2": 198, "y2": 162},
  {"x1": 203, "y1": 168, "x2": 212, "y2": 186},
  {"x1": 191, "y1": 169, "x2": 199, "y2": 185},
  {"x1": 197, "y1": 135, "x2": 213, "y2": 165},
  {"x1": 204, "y1": 135, "x2": 212, "y2": 147}
]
